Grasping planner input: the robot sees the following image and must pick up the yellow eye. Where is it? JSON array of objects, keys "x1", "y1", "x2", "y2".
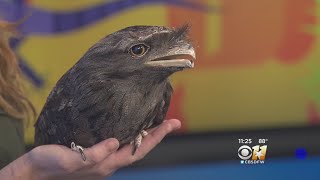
[{"x1": 130, "y1": 44, "x2": 149, "y2": 56}]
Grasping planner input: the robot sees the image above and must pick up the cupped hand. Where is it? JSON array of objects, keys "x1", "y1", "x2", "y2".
[{"x1": 22, "y1": 119, "x2": 181, "y2": 180}]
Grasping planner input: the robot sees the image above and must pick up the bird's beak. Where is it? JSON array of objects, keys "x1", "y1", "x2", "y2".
[{"x1": 145, "y1": 47, "x2": 195, "y2": 69}]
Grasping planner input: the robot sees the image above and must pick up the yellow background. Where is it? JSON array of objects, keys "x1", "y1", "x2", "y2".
[{"x1": 16, "y1": 0, "x2": 320, "y2": 144}]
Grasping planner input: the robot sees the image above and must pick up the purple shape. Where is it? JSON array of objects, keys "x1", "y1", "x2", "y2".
[
  {"x1": 54, "y1": 12, "x2": 80, "y2": 32},
  {"x1": 18, "y1": 57, "x2": 44, "y2": 87},
  {"x1": 82, "y1": 6, "x2": 104, "y2": 25},
  {"x1": 0, "y1": 0, "x2": 215, "y2": 88},
  {"x1": 22, "y1": 10, "x2": 55, "y2": 34}
]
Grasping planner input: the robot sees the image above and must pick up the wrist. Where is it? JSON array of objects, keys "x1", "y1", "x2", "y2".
[
  {"x1": 20, "y1": 152, "x2": 39, "y2": 180},
  {"x1": 13, "y1": 153, "x2": 40, "y2": 180},
  {"x1": 0, "y1": 153, "x2": 37, "y2": 180}
]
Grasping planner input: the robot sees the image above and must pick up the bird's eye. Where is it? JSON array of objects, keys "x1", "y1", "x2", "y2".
[{"x1": 129, "y1": 44, "x2": 149, "y2": 57}]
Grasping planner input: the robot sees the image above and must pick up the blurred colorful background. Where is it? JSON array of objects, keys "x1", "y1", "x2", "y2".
[
  {"x1": 2, "y1": 0, "x2": 320, "y2": 144},
  {"x1": 1, "y1": 0, "x2": 320, "y2": 179}
]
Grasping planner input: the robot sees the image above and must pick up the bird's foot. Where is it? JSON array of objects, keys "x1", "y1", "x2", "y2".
[
  {"x1": 71, "y1": 142, "x2": 86, "y2": 161},
  {"x1": 131, "y1": 130, "x2": 148, "y2": 155},
  {"x1": 141, "y1": 130, "x2": 148, "y2": 137}
]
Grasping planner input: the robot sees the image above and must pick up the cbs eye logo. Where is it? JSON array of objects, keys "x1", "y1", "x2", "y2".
[
  {"x1": 238, "y1": 145, "x2": 252, "y2": 160},
  {"x1": 238, "y1": 145, "x2": 267, "y2": 160}
]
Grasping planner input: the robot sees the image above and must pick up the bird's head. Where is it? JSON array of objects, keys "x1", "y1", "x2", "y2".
[{"x1": 79, "y1": 25, "x2": 195, "y2": 80}]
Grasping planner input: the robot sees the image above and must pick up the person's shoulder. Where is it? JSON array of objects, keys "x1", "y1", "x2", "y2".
[
  {"x1": 0, "y1": 108, "x2": 19, "y2": 121},
  {"x1": 0, "y1": 108, "x2": 23, "y2": 132},
  {"x1": 0, "y1": 109, "x2": 14, "y2": 121},
  {"x1": 0, "y1": 108, "x2": 6, "y2": 115},
  {"x1": 0, "y1": 109, "x2": 10, "y2": 121},
  {"x1": 0, "y1": 108, "x2": 25, "y2": 169}
]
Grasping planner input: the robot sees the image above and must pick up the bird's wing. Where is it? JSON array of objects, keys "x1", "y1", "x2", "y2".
[
  {"x1": 148, "y1": 82, "x2": 173, "y2": 129},
  {"x1": 34, "y1": 74, "x2": 112, "y2": 147}
]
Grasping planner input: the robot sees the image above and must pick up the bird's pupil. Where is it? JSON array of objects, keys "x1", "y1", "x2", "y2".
[
  {"x1": 130, "y1": 44, "x2": 149, "y2": 57},
  {"x1": 132, "y1": 45, "x2": 143, "y2": 55}
]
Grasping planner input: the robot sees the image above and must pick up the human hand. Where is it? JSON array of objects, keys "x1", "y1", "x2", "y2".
[{"x1": 0, "y1": 119, "x2": 181, "y2": 180}]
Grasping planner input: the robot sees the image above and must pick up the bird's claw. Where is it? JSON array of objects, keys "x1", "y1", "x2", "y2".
[
  {"x1": 131, "y1": 130, "x2": 148, "y2": 155},
  {"x1": 71, "y1": 142, "x2": 86, "y2": 161},
  {"x1": 141, "y1": 130, "x2": 148, "y2": 137}
]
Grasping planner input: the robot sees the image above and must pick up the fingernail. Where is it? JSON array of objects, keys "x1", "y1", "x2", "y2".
[
  {"x1": 173, "y1": 125, "x2": 181, "y2": 131},
  {"x1": 173, "y1": 121, "x2": 181, "y2": 130}
]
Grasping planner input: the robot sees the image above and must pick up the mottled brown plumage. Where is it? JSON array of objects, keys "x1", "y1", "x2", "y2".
[{"x1": 34, "y1": 25, "x2": 195, "y2": 155}]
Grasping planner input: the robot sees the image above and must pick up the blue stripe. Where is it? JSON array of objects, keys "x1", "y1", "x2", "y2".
[
  {"x1": 109, "y1": 157, "x2": 320, "y2": 180},
  {"x1": 0, "y1": 0, "x2": 214, "y2": 34}
]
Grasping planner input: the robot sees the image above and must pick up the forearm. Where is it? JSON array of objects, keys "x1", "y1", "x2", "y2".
[{"x1": 0, "y1": 153, "x2": 37, "y2": 180}]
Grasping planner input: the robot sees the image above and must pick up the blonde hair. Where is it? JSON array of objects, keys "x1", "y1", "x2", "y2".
[{"x1": 0, "y1": 20, "x2": 35, "y2": 121}]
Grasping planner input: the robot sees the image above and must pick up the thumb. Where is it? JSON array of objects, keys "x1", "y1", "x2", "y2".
[{"x1": 85, "y1": 138, "x2": 120, "y2": 164}]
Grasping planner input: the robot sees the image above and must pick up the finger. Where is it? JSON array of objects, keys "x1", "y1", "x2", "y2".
[
  {"x1": 135, "y1": 119, "x2": 181, "y2": 157},
  {"x1": 146, "y1": 119, "x2": 169, "y2": 134},
  {"x1": 84, "y1": 138, "x2": 119, "y2": 164},
  {"x1": 107, "y1": 119, "x2": 181, "y2": 168}
]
